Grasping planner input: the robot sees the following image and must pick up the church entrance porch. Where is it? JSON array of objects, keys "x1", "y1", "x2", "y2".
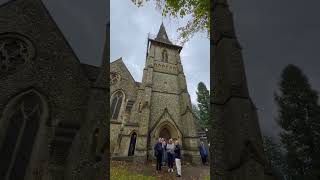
[
  {"x1": 159, "y1": 127, "x2": 170, "y2": 141},
  {"x1": 154, "y1": 122, "x2": 180, "y2": 143}
]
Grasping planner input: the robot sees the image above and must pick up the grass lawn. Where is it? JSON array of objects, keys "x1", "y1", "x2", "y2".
[
  {"x1": 111, "y1": 161, "x2": 156, "y2": 180},
  {"x1": 203, "y1": 175, "x2": 210, "y2": 180},
  {"x1": 111, "y1": 167, "x2": 156, "y2": 180},
  {"x1": 111, "y1": 160, "x2": 210, "y2": 180}
]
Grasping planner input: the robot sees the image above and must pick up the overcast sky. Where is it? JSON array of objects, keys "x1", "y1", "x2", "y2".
[
  {"x1": 110, "y1": 0, "x2": 210, "y2": 104},
  {"x1": 228, "y1": 0, "x2": 320, "y2": 138},
  {"x1": 0, "y1": 0, "x2": 106, "y2": 66}
]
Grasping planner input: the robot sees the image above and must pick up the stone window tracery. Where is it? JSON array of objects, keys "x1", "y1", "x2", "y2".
[
  {"x1": 0, "y1": 33, "x2": 35, "y2": 76},
  {"x1": 110, "y1": 72, "x2": 121, "y2": 85},
  {"x1": 110, "y1": 91, "x2": 124, "y2": 120},
  {"x1": 0, "y1": 91, "x2": 44, "y2": 179}
]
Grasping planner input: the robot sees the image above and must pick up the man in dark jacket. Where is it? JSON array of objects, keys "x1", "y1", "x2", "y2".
[
  {"x1": 154, "y1": 138, "x2": 163, "y2": 172},
  {"x1": 174, "y1": 140, "x2": 182, "y2": 177}
]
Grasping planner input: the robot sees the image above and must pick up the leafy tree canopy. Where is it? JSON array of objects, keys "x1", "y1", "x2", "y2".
[
  {"x1": 131, "y1": 0, "x2": 210, "y2": 45},
  {"x1": 275, "y1": 64, "x2": 320, "y2": 179},
  {"x1": 196, "y1": 82, "x2": 210, "y2": 129}
]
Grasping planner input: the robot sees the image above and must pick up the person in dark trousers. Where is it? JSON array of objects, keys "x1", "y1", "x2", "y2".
[
  {"x1": 199, "y1": 141, "x2": 208, "y2": 165},
  {"x1": 154, "y1": 138, "x2": 163, "y2": 172},
  {"x1": 161, "y1": 138, "x2": 167, "y2": 166},
  {"x1": 174, "y1": 140, "x2": 182, "y2": 177},
  {"x1": 166, "y1": 138, "x2": 175, "y2": 172}
]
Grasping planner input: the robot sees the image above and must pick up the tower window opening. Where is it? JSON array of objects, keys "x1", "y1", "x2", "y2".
[{"x1": 162, "y1": 50, "x2": 168, "y2": 62}]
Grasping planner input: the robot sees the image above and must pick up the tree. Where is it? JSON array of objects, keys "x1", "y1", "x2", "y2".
[
  {"x1": 196, "y1": 82, "x2": 210, "y2": 130},
  {"x1": 131, "y1": 0, "x2": 210, "y2": 45},
  {"x1": 263, "y1": 135, "x2": 288, "y2": 180},
  {"x1": 274, "y1": 64, "x2": 320, "y2": 180},
  {"x1": 192, "y1": 103, "x2": 201, "y2": 128}
]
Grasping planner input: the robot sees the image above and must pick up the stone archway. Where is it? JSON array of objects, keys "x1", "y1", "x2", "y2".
[
  {"x1": 154, "y1": 122, "x2": 181, "y2": 144},
  {"x1": 159, "y1": 127, "x2": 171, "y2": 141}
]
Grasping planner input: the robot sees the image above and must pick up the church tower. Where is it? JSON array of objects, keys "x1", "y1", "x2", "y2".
[
  {"x1": 132, "y1": 23, "x2": 200, "y2": 163},
  {"x1": 212, "y1": 0, "x2": 274, "y2": 179}
]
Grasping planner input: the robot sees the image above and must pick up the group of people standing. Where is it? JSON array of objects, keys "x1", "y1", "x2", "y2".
[
  {"x1": 154, "y1": 138, "x2": 208, "y2": 178},
  {"x1": 154, "y1": 138, "x2": 182, "y2": 177}
]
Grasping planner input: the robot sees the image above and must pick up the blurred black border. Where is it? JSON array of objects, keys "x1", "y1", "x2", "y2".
[
  {"x1": 105, "y1": 0, "x2": 110, "y2": 179},
  {"x1": 210, "y1": 0, "x2": 214, "y2": 179}
]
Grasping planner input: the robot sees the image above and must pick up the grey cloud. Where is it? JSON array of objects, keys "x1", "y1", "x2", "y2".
[
  {"x1": 42, "y1": 0, "x2": 106, "y2": 66},
  {"x1": 229, "y1": 0, "x2": 320, "y2": 138},
  {"x1": 0, "y1": 0, "x2": 106, "y2": 66}
]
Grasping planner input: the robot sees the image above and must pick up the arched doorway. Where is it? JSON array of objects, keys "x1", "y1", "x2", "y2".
[
  {"x1": 159, "y1": 127, "x2": 171, "y2": 141},
  {"x1": 155, "y1": 121, "x2": 181, "y2": 144},
  {"x1": 128, "y1": 132, "x2": 137, "y2": 156}
]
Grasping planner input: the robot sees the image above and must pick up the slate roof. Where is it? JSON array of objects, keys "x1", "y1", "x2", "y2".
[
  {"x1": 150, "y1": 23, "x2": 183, "y2": 52},
  {"x1": 155, "y1": 22, "x2": 172, "y2": 44}
]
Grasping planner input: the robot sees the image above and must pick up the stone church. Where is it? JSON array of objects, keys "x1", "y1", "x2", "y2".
[
  {"x1": 110, "y1": 23, "x2": 201, "y2": 163},
  {"x1": 0, "y1": 0, "x2": 108, "y2": 179}
]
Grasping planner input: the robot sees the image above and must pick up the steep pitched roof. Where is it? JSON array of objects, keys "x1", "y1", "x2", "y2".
[
  {"x1": 110, "y1": 57, "x2": 137, "y2": 87},
  {"x1": 155, "y1": 22, "x2": 172, "y2": 44},
  {"x1": 150, "y1": 23, "x2": 183, "y2": 52}
]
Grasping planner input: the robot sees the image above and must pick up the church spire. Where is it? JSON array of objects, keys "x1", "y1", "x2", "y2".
[
  {"x1": 155, "y1": 22, "x2": 172, "y2": 44},
  {"x1": 212, "y1": 0, "x2": 273, "y2": 179}
]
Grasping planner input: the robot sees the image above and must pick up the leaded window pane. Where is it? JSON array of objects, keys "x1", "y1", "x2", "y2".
[
  {"x1": 10, "y1": 107, "x2": 40, "y2": 180},
  {"x1": 0, "y1": 91, "x2": 42, "y2": 180},
  {"x1": 110, "y1": 97, "x2": 118, "y2": 119},
  {"x1": 111, "y1": 92, "x2": 123, "y2": 120},
  {"x1": 113, "y1": 95, "x2": 122, "y2": 119},
  {"x1": 0, "y1": 110, "x2": 23, "y2": 179}
]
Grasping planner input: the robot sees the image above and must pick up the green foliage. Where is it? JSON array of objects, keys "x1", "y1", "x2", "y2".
[
  {"x1": 196, "y1": 82, "x2": 210, "y2": 130},
  {"x1": 192, "y1": 103, "x2": 201, "y2": 128},
  {"x1": 275, "y1": 64, "x2": 320, "y2": 180},
  {"x1": 263, "y1": 135, "x2": 288, "y2": 180},
  {"x1": 131, "y1": 0, "x2": 210, "y2": 45},
  {"x1": 203, "y1": 175, "x2": 210, "y2": 180}
]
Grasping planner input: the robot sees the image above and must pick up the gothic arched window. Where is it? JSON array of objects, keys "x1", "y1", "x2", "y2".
[
  {"x1": 0, "y1": 90, "x2": 45, "y2": 180},
  {"x1": 162, "y1": 49, "x2": 168, "y2": 63},
  {"x1": 110, "y1": 91, "x2": 124, "y2": 120}
]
